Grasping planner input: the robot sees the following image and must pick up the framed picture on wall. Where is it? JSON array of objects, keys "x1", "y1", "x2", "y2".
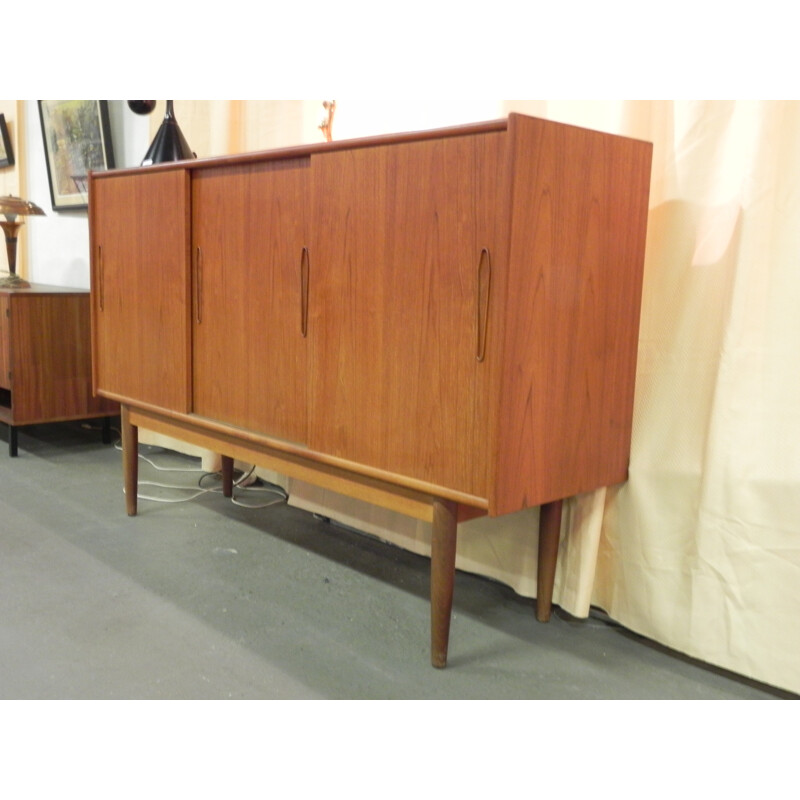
[
  {"x1": 38, "y1": 100, "x2": 115, "y2": 210},
  {"x1": 0, "y1": 114, "x2": 13, "y2": 168}
]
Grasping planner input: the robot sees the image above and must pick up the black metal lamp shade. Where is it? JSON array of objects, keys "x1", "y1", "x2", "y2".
[{"x1": 138, "y1": 101, "x2": 195, "y2": 166}]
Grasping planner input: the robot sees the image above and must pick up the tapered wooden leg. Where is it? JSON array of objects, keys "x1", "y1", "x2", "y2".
[
  {"x1": 221, "y1": 455, "x2": 234, "y2": 498},
  {"x1": 536, "y1": 499, "x2": 563, "y2": 622},
  {"x1": 431, "y1": 498, "x2": 458, "y2": 668},
  {"x1": 121, "y1": 406, "x2": 139, "y2": 517},
  {"x1": 8, "y1": 425, "x2": 17, "y2": 457}
]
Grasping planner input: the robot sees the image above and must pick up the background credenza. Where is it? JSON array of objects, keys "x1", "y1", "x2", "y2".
[
  {"x1": 0, "y1": 284, "x2": 118, "y2": 456},
  {"x1": 89, "y1": 113, "x2": 653, "y2": 667}
]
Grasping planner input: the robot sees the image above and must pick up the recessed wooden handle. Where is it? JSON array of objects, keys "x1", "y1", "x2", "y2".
[
  {"x1": 195, "y1": 246, "x2": 202, "y2": 324},
  {"x1": 300, "y1": 247, "x2": 310, "y2": 337},
  {"x1": 97, "y1": 245, "x2": 104, "y2": 311},
  {"x1": 476, "y1": 247, "x2": 491, "y2": 362}
]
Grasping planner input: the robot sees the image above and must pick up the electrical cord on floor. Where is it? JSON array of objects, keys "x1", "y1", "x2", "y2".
[
  {"x1": 198, "y1": 465, "x2": 289, "y2": 509},
  {"x1": 104, "y1": 430, "x2": 288, "y2": 509}
]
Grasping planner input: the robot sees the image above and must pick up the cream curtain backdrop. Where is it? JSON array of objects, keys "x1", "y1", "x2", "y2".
[{"x1": 141, "y1": 100, "x2": 800, "y2": 694}]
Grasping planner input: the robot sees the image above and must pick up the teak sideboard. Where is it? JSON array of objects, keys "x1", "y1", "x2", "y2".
[{"x1": 88, "y1": 113, "x2": 653, "y2": 667}]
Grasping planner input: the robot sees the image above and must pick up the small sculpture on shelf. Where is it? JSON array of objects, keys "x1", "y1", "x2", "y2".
[{"x1": 319, "y1": 100, "x2": 336, "y2": 142}]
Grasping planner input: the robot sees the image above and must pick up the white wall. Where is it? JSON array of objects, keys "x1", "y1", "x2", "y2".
[{"x1": 23, "y1": 100, "x2": 150, "y2": 289}]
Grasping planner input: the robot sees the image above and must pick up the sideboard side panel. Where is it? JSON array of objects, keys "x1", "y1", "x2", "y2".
[{"x1": 490, "y1": 115, "x2": 653, "y2": 514}]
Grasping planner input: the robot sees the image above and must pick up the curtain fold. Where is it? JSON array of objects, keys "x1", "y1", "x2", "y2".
[
  {"x1": 587, "y1": 100, "x2": 800, "y2": 693},
  {"x1": 143, "y1": 100, "x2": 800, "y2": 694}
]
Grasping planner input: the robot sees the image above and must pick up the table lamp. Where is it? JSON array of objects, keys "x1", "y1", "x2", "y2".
[
  {"x1": 129, "y1": 100, "x2": 195, "y2": 165},
  {"x1": 0, "y1": 195, "x2": 45, "y2": 289}
]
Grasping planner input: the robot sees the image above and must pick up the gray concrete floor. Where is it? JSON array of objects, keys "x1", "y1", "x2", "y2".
[{"x1": 0, "y1": 421, "x2": 793, "y2": 700}]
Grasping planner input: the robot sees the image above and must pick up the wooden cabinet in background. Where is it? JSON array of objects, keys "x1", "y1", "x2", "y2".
[
  {"x1": 0, "y1": 284, "x2": 118, "y2": 456},
  {"x1": 89, "y1": 114, "x2": 653, "y2": 667}
]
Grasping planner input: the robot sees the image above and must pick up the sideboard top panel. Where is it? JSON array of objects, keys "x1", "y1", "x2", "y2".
[
  {"x1": 91, "y1": 118, "x2": 508, "y2": 180},
  {"x1": 89, "y1": 113, "x2": 652, "y2": 181}
]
